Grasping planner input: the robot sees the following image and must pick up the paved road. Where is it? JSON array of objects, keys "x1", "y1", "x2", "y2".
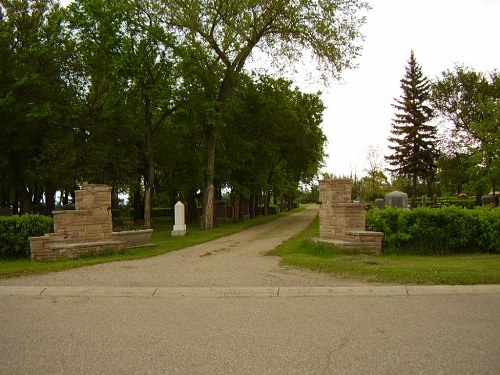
[{"x1": 1, "y1": 206, "x2": 499, "y2": 374}]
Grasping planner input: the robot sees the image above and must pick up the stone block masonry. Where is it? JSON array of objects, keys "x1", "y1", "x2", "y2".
[
  {"x1": 29, "y1": 183, "x2": 125, "y2": 261},
  {"x1": 317, "y1": 179, "x2": 383, "y2": 255}
]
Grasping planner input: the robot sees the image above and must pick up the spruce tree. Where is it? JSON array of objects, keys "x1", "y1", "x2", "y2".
[{"x1": 386, "y1": 51, "x2": 438, "y2": 206}]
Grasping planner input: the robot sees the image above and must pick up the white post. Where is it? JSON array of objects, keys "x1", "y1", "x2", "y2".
[{"x1": 171, "y1": 201, "x2": 187, "y2": 236}]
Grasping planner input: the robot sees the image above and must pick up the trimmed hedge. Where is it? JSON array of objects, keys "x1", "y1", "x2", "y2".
[
  {"x1": 366, "y1": 206, "x2": 500, "y2": 255},
  {"x1": 0, "y1": 215, "x2": 53, "y2": 259}
]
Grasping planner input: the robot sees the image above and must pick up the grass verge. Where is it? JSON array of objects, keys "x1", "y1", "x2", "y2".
[
  {"x1": 267, "y1": 215, "x2": 500, "y2": 285},
  {"x1": 0, "y1": 209, "x2": 302, "y2": 279}
]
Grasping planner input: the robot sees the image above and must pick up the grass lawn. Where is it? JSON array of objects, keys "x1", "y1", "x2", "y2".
[
  {"x1": 268, "y1": 215, "x2": 500, "y2": 285},
  {"x1": 0, "y1": 209, "x2": 300, "y2": 279}
]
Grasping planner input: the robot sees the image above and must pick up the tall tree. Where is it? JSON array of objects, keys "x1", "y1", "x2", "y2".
[
  {"x1": 69, "y1": 0, "x2": 180, "y2": 227},
  {"x1": 223, "y1": 75, "x2": 326, "y2": 217},
  {"x1": 431, "y1": 66, "x2": 499, "y2": 205},
  {"x1": 362, "y1": 147, "x2": 389, "y2": 201},
  {"x1": 160, "y1": 0, "x2": 369, "y2": 229},
  {"x1": 0, "y1": 0, "x2": 78, "y2": 213},
  {"x1": 386, "y1": 51, "x2": 438, "y2": 206}
]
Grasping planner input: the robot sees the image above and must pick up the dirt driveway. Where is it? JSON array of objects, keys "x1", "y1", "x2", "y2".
[{"x1": 0, "y1": 205, "x2": 370, "y2": 288}]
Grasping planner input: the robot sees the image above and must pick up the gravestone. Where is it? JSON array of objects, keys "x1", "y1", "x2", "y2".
[
  {"x1": 171, "y1": 201, "x2": 186, "y2": 237},
  {"x1": 374, "y1": 198, "x2": 384, "y2": 209},
  {"x1": 385, "y1": 191, "x2": 408, "y2": 209},
  {"x1": 421, "y1": 195, "x2": 428, "y2": 207}
]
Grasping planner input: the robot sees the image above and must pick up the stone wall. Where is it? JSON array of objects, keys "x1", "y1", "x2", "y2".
[
  {"x1": 318, "y1": 179, "x2": 383, "y2": 255},
  {"x1": 30, "y1": 183, "x2": 124, "y2": 261}
]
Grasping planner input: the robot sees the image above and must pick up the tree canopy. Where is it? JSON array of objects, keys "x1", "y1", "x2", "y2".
[
  {"x1": 431, "y1": 66, "x2": 499, "y2": 203},
  {"x1": 158, "y1": 0, "x2": 369, "y2": 228},
  {"x1": 1, "y1": 0, "x2": 344, "y2": 221}
]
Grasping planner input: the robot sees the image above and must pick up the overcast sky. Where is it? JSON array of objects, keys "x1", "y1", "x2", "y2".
[{"x1": 310, "y1": 0, "x2": 500, "y2": 178}]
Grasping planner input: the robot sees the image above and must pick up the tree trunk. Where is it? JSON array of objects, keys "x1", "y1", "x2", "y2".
[
  {"x1": 133, "y1": 185, "x2": 144, "y2": 222},
  {"x1": 201, "y1": 126, "x2": 217, "y2": 229},
  {"x1": 144, "y1": 138, "x2": 154, "y2": 229},
  {"x1": 45, "y1": 186, "x2": 56, "y2": 214},
  {"x1": 144, "y1": 95, "x2": 154, "y2": 229},
  {"x1": 18, "y1": 185, "x2": 32, "y2": 215},
  {"x1": 232, "y1": 190, "x2": 240, "y2": 223},
  {"x1": 248, "y1": 193, "x2": 256, "y2": 219},
  {"x1": 263, "y1": 189, "x2": 271, "y2": 216},
  {"x1": 185, "y1": 188, "x2": 198, "y2": 225},
  {"x1": 13, "y1": 189, "x2": 19, "y2": 215},
  {"x1": 411, "y1": 174, "x2": 417, "y2": 208}
]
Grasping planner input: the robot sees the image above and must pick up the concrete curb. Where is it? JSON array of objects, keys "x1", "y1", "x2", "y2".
[{"x1": 1, "y1": 285, "x2": 499, "y2": 298}]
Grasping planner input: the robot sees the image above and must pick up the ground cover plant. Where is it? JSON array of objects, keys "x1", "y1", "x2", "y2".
[
  {"x1": 268, "y1": 215, "x2": 500, "y2": 285},
  {"x1": 0, "y1": 208, "x2": 301, "y2": 279}
]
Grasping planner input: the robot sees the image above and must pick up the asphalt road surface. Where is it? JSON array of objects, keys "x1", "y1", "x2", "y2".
[{"x1": 1, "y1": 206, "x2": 499, "y2": 374}]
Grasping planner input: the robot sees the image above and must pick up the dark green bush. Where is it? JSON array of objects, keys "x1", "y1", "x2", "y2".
[
  {"x1": 436, "y1": 196, "x2": 477, "y2": 209},
  {"x1": 268, "y1": 205, "x2": 281, "y2": 215},
  {"x1": 366, "y1": 206, "x2": 500, "y2": 255},
  {"x1": 152, "y1": 207, "x2": 173, "y2": 217},
  {"x1": 0, "y1": 215, "x2": 53, "y2": 259}
]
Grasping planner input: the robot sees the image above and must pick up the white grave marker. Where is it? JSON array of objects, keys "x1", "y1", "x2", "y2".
[{"x1": 171, "y1": 201, "x2": 186, "y2": 236}]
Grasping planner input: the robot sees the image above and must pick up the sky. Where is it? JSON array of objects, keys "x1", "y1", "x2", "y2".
[{"x1": 306, "y1": 0, "x2": 500, "y2": 178}]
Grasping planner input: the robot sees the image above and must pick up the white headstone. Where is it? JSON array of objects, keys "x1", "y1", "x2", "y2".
[{"x1": 171, "y1": 201, "x2": 186, "y2": 236}]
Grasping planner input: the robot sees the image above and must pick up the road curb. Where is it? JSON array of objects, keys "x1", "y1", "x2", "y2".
[{"x1": 1, "y1": 285, "x2": 500, "y2": 298}]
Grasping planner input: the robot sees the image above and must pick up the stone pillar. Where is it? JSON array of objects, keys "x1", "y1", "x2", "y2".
[
  {"x1": 317, "y1": 178, "x2": 383, "y2": 254},
  {"x1": 171, "y1": 201, "x2": 187, "y2": 237},
  {"x1": 319, "y1": 179, "x2": 365, "y2": 240}
]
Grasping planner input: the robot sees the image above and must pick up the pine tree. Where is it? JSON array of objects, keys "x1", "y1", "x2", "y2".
[{"x1": 386, "y1": 51, "x2": 438, "y2": 206}]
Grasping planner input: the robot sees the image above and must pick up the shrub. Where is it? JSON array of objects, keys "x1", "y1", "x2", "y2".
[
  {"x1": 152, "y1": 207, "x2": 173, "y2": 217},
  {"x1": 366, "y1": 206, "x2": 500, "y2": 255},
  {"x1": 0, "y1": 215, "x2": 53, "y2": 259}
]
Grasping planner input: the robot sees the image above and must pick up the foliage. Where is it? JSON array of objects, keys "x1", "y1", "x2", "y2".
[
  {"x1": 0, "y1": 0, "x2": 79, "y2": 213},
  {"x1": 435, "y1": 196, "x2": 476, "y2": 209},
  {"x1": 159, "y1": 0, "x2": 369, "y2": 229},
  {"x1": 366, "y1": 206, "x2": 500, "y2": 255},
  {"x1": 431, "y1": 66, "x2": 500, "y2": 201},
  {"x1": 268, "y1": 214, "x2": 500, "y2": 285},
  {"x1": 360, "y1": 147, "x2": 390, "y2": 201},
  {"x1": 386, "y1": 51, "x2": 439, "y2": 204},
  {"x1": 0, "y1": 0, "x2": 364, "y2": 230},
  {"x1": 0, "y1": 210, "x2": 300, "y2": 278},
  {"x1": 222, "y1": 75, "x2": 326, "y2": 213},
  {"x1": 0, "y1": 215, "x2": 53, "y2": 259}
]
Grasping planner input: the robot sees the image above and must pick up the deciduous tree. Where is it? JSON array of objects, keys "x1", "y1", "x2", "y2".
[
  {"x1": 160, "y1": 0, "x2": 369, "y2": 229},
  {"x1": 431, "y1": 66, "x2": 499, "y2": 205}
]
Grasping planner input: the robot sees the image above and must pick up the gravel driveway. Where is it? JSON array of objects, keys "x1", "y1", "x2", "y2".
[{"x1": 0, "y1": 205, "x2": 370, "y2": 288}]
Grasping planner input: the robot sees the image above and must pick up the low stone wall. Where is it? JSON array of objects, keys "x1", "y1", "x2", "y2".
[{"x1": 29, "y1": 183, "x2": 134, "y2": 261}]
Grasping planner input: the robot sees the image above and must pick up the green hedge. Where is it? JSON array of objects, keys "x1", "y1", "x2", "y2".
[
  {"x1": 0, "y1": 215, "x2": 53, "y2": 259},
  {"x1": 366, "y1": 206, "x2": 500, "y2": 255},
  {"x1": 152, "y1": 207, "x2": 173, "y2": 217}
]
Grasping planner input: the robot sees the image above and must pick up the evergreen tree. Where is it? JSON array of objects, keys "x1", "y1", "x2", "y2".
[{"x1": 386, "y1": 51, "x2": 438, "y2": 206}]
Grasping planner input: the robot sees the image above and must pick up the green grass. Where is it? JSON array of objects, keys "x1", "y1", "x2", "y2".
[
  {"x1": 0, "y1": 209, "x2": 301, "y2": 279},
  {"x1": 268, "y1": 215, "x2": 500, "y2": 285}
]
